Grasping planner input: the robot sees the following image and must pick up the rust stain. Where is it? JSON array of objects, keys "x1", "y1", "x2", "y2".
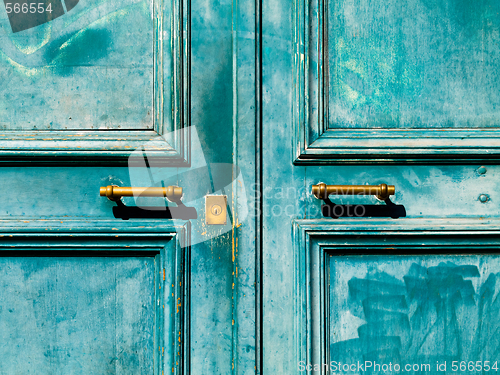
[
  {"x1": 232, "y1": 234, "x2": 235, "y2": 262},
  {"x1": 163, "y1": 269, "x2": 165, "y2": 280}
]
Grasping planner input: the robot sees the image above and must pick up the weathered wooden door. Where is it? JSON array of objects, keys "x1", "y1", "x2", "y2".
[
  {"x1": 0, "y1": 0, "x2": 190, "y2": 373},
  {"x1": 0, "y1": 0, "x2": 258, "y2": 372},
  {"x1": 261, "y1": 0, "x2": 500, "y2": 373},
  {"x1": 3, "y1": 0, "x2": 500, "y2": 373}
]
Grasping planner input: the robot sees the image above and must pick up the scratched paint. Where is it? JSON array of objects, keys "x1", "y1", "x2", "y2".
[
  {"x1": 329, "y1": 255, "x2": 500, "y2": 374},
  {"x1": 328, "y1": 0, "x2": 500, "y2": 128},
  {"x1": 0, "y1": 0, "x2": 153, "y2": 130}
]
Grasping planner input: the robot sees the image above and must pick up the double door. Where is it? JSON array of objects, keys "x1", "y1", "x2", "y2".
[{"x1": 1, "y1": 0, "x2": 500, "y2": 373}]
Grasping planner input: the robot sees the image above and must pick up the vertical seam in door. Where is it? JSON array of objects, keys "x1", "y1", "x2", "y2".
[
  {"x1": 255, "y1": 0, "x2": 263, "y2": 373},
  {"x1": 231, "y1": 0, "x2": 240, "y2": 372}
]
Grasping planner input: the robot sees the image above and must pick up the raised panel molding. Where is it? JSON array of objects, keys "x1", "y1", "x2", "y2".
[
  {"x1": 292, "y1": 0, "x2": 500, "y2": 164},
  {"x1": 0, "y1": 0, "x2": 190, "y2": 166},
  {"x1": 0, "y1": 220, "x2": 190, "y2": 374},
  {"x1": 293, "y1": 218, "x2": 500, "y2": 374}
]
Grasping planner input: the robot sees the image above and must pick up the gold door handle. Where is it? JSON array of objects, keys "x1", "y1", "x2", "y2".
[
  {"x1": 312, "y1": 182, "x2": 395, "y2": 200},
  {"x1": 100, "y1": 185, "x2": 183, "y2": 202}
]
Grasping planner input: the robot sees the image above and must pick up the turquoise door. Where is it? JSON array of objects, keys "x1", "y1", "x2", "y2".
[
  {"x1": 0, "y1": 0, "x2": 255, "y2": 372},
  {"x1": 261, "y1": 0, "x2": 500, "y2": 373},
  {"x1": 2, "y1": 0, "x2": 500, "y2": 373},
  {"x1": 0, "y1": 0, "x2": 190, "y2": 373}
]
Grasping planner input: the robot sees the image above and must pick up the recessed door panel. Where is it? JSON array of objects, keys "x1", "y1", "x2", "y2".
[
  {"x1": 0, "y1": 228, "x2": 188, "y2": 374},
  {"x1": 329, "y1": 254, "x2": 500, "y2": 370},
  {"x1": 0, "y1": 255, "x2": 156, "y2": 374},
  {"x1": 0, "y1": 0, "x2": 189, "y2": 163},
  {"x1": 293, "y1": 0, "x2": 500, "y2": 163}
]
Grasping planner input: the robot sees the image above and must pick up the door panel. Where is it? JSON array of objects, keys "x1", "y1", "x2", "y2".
[
  {"x1": 263, "y1": 0, "x2": 500, "y2": 372},
  {"x1": 0, "y1": 0, "x2": 189, "y2": 163},
  {"x1": 293, "y1": 0, "x2": 500, "y2": 163},
  {"x1": 1, "y1": 0, "x2": 154, "y2": 131},
  {"x1": 0, "y1": 255, "x2": 155, "y2": 374},
  {"x1": 327, "y1": 0, "x2": 500, "y2": 130},
  {"x1": 0, "y1": 223, "x2": 188, "y2": 374},
  {"x1": 328, "y1": 254, "x2": 500, "y2": 370},
  {"x1": 294, "y1": 221, "x2": 500, "y2": 373}
]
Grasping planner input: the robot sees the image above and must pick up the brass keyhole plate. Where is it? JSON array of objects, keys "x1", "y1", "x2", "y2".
[{"x1": 205, "y1": 195, "x2": 227, "y2": 225}]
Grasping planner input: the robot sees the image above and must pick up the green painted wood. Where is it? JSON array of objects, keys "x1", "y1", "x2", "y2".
[
  {"x1": 0, "y1": 256, "x2": 156, "y2": 373},
  {"x1": 4, "y1": 0, "x2": 500, "y2": 373},
  {"x1": 0, "y1": 0, "x2": 154, "y2": 131},
  {"x1": 327, "y1": 0, "x2": 500, "y2": 130},
  {"x1": 293, "y1": 220, "x2": 500, "y2": 374},
  {"x1": 328, "y1": 254, "x2": 500, "y2": 372},
  {"x1": 0, "y1": 222, "x2": 188, "y2": 374},
  {"x1": 0, "y1": 0, "x2": 190, "y2": 164},
  {"x1": 0, "y1": 0, "x2": 256, "y2": 372},
  {"x1": 292, "y1": 0, "x2": 500, "y2": 163},
  {"x1": 188, "y1": 0, "x2": 258, "y2": 371},
  {"x1": 263, "y1": 0, "x2": 500, "y2": 372}
]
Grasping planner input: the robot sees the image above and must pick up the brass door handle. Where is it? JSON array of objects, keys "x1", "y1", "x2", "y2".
[
  {"x1": 312, "y1": 183, "x2": 395, "y2": 200},
  {"x1": 100, "y1": 185, "x2": 183, "y2": 202}
]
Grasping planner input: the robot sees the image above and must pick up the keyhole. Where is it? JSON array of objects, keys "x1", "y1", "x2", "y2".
[{"x1": 211, "y1": 204, "x2": 222, "y2": 216}]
